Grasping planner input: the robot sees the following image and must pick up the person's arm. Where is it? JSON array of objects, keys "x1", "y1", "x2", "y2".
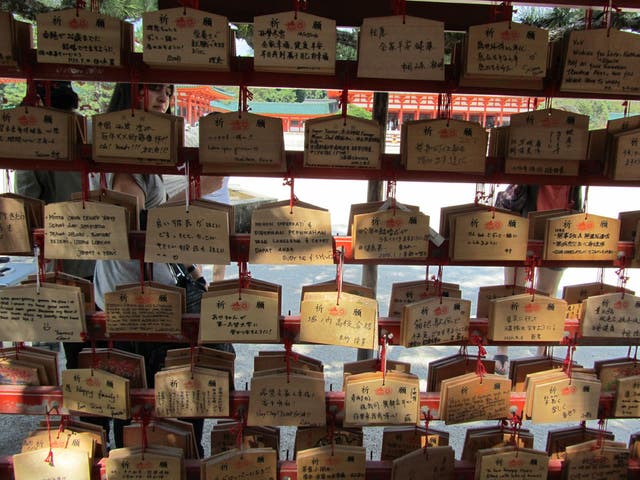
[
  {"x1": 112, "y1": 173, "x2": 146, "y2": 207},
  {"x1": 166, "y1": 175, "x2": 224, "y2": 202},
  {"x1": 14, "y1": 170, "x2": 43, "y2": 199}
]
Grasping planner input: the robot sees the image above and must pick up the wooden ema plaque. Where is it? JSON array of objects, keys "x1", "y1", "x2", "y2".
[
  {"x1": 610, "y1": 127, "x2": 640, "y2": 180},
  {"x1": 403, "y1": 119, "x2": 488, "y2": 173},
  {"x1": 451, "y1": 210, "x2": 529, "y2": 262},
  {"x1": 477, "y1": 285, "x2": 538, "y2": 318},
  {"x1": 13, "y1": 448, "x2": 91, "y2": 480},
  {"x1": 106, "y1": 447, "x2": 184, "y2": 480},
  {"x1": 44, "y1": 200, "x2": 130, "y2": 260},
  {"x1": 391, "y1": 445, "x2": 455, "y2": 480},
  {"x1": 343, "y1": 371, "x2": 420, "y2": 427},
  {"x1": 295, "y1": 426, "x2": 363, "y2": 454},
  {"x1": 0, "y1": 106, "x2": 77, "y2": 160},
  {"x1": 253, "y1": 11, "x2": 336, "y2": 75},
  {"x1": 304, "y1": 115, "x2": 383, "y2": 169},
  {"x1": 62, "y1": 368, "x2": 130, "y2": 419},
  {"x1": 597, "y1": 359, "x2": 640, "y2": 392},
  {"x1": 614, "y1": 375, "x2": 640, "y2": 417},
  {"x1": 199, "y1": 111, "x2": 285, "y2": 173},
  {"x1": 358, "y1": 15, "x2": 444, "y2": 81},
  {"x1": 561, "y1": 28, "x2": 640, "y2": 95},
  {"x1": 142, "y1": 7, "x2": 230, "y2": 70},
  {"x1": 464, "y1": 21, "x2": 548, "y2": 80},
  {"x1": 563, "y1": 282, "x2": 631, "y2": 320},
  {"x1": 296, "y1": 445, "x2": 366, "y2": 480},
  {"x1": 543, "y1": 213, "x2": 620, "y2": 261},
  {"x1": 475, "y1": 447, "x2": 549, "y2": 480},
  {"x1": 381, "y1": 426, "x2": 449, "y2": 460},
  {"x1": 388, "y1": 279, "x2": 461, "y2": 317},
  {"x1": 21, "y1": 430, "x2": 95, "y2": 460},
  {"x1": 202, "y1": 448, "x2": 278, "y2": 480},
  {"x1": 0, "y1": 13, "x2": 32, "y2": 66},
  {"x1": 462, "y1": 426, "x2": 534, "y2": 462},
  {"x1": 144, "y1": 202, "x2": 230, "y2": 264},
  {"x1": 104, "y1": 286, "x2": 182, "y2": 335},
  {"x1": 36, "y1": 9, "x2": 131, "y2": 66},
  {"x1": 0, "y1": 196, "x2": 30, "y2": 255},
  {"x1": 439, "y1": 373, "x2": 512, "y2": 425},
  {"x1": 123, "y1": 419, "x2": 197, "y2": 459},
  {"x1": 249, "y1": 201, "x2": 333, "y2": 265},
  {"x1": 582, "y1": 292, "x2": 640, "y2": 339},
  {"x1": 77, "y1": 348, "x2": 146, "y2": 389},
  {"x1": 154, "y1": 365, "x2": 229, "y2": 417},
  {"x1": 200, "y1": 288, "x2": 280, "y2": 343},
  {"x1": 300, "y1": 291, "x2": 378, "y2": 349},
  {"x1": 352, "y1": 208, "x2": 429, "y2": 260},
  {"x1": 507, "y1": 108, "x2": 589, "y2": 158},
  {"x1": 565, "y1": 440, "x2": 630, "y2": 480},
  {"x1": 401, "y1": 297, "x2": 471, "y2": 347},
  {"x1": 93, "y1": 109, "x2": 182, "y2": 166},
  {"x1": 248, "y1": 370, "x2": 326, "y2": 427},
  {"x1": 487, "y1": 294, "x2": 568, "y2": 342},
  {"x1": 0, "y1": 284, "x2": 85, "y2": 342},
  {"x1": 524, "y1": 370, "x2": 601, "y2": 423}
]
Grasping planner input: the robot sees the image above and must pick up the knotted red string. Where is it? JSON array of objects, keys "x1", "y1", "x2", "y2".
[
  {"x1": 386, "y1": 180, "x2": 397, "y2": 215},
  {"x1": 283, "y1": 177, "x2": 297, "y2": 213},
  {"x1": 76, "y1": 0, "x2": 86, "y2": 15},
  {"x1": 335, "y1": 248, "x2": 344, "y2": 305},
  {"x1": 392, "y1": 0, "x2": 406, "y2": 20},
  {"x1": 231, "y1": 411, "x2": 246, "y2": 450},
  {"x1": 596, "y1": 417, "x2": 607, "y2": 450},
  {"x1": 471, "y1": 335, "x2": 487, "y2": 381},
  {"x1": 562, "y1": 334, "x2": 577, "y2": 381},
  {"x1": 525, "y1": 256, "x2": 539, "y2": 300},
  {"x1": 422, "y1": 409, "x2": 433, "y2": 456},
  {"x1": 44, "y1": 406, "x2": 59, "y2": 466},
  {"x1": 378, "y1": 334, "x2": 389, "y2": 383},
  {"x1": 339, "y1": 88, "x2": 349, "y2": 120},
  {"x1": 179, "y1": 0, "x2": 200, "y2": 9},
  {"x1": 283, "y1": 336, "x2": 299, "y2": 383},
  {"x1": 615, "y1": 259, "x2": 629, "y2": 298},
  {"x1": 21, "y1": 67, "x2": 39, "y2": 107},
  {"x1": 509, "y1": 410, "x2": 522, "y2": 451},
  {"x1": 238, "y1": 261, "x2": 251, "y2": 297}
]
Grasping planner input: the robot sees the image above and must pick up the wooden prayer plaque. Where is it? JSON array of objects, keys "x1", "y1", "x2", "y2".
[
  {"x1": 618, "y1": 209, "x2": 640, "y2": 241},
  {"x1": 144, "y1": 203, "x2": 230, "y2": 264},
  {"x1": 0, "y1": 196, "x2": 31, "y2": 255},
  {"x1": 248, "y1": 371, "x2": 326, "y2": 427},
  {"x1": 93, "y1": 109, "x2": 183, "y2": 166},
  {"x1": 476, "y1": 285, "x2": 535, "y2": 318},
  {"x1": 451, "y1": 210, "x2": 529, "y2": 262},
  {"x1": 295, "y1": 426, "x2": 363, "y2": 454},
  {"x1": 297, "y1": 445, "x2": 366, "y2": 480},
  {"x1": 202, "y1": 448, "x2": 278, "y2": 480},
  {"x1": 70, "y1": 188, "x2": 139, "y2": 231},
  {"x1": 21, "y1": 430, "x2": 95, "y2": 459},
  {"x1": 358, "y1": 15, "x2": 444, "y2": 81},
  {"x1": 543, "y1": 213, "x2": 620, "y2": 261},
  {"x1": 561, "y1": 28, "x2": 640, "y2": 95},
  {"x1": 562, "y1": 282, "x2": 631, "y2": 320},
  {"x1": 403, "y1": 119, "x2": 488, "y2": 173},
  {"x1": 439, "y1": 373, "x2": 511, "y2": 424},
  {"x1": 462, "y1": 426, "x2": 534, "y2": 462},
  {"x1": 597, "y1": 359, "x2": 640, "y2": 392},
  {"x1": 200, "y1": 288, "x2": 280, "y2": 343},
  {"x1": 388, "y1": 279, "x2": 461, "y2": 317},
  {"x1": 381, "y1": 426, "x2": 449, "y2": 460},
  {"x1": 0, "y1": 284, "x2": 85, "y2": 342},
  {"x1": 142, "y1": 7, "x2": 230, "y2": 70},
  {"x1": 526, "y1": 371, "x2": 601, "y2": 423},
  {"x1": 44, "y1": 201, "x2": 130, "y2": 260},
  {"x1": 353, "y1": 208, "x2": 429, "y2": 260},
  {"x1": 488, "y1": 294, "x2": 568, "y2": 342},
  {"x1": 304, "y1": 115, "x2": 383, "y2": 169},
  {"x1": 106, "y1": 448, "x2": 184, "y2": 480},
  {"x1": 249, "y1": 201, "x2": 333, "y2": 264},
  {"x1": 14, "y1": 448, "x2": 91, "y2": 480},
  {"x1": 465, "y1": 21, "x2": 548, "y2": 79},
  {"x1": 401, "y1": 297, "x2": 471, "y2": 347},
  {"x1": 391, "y1": 445, "x2": 455, "y2": 480},
  {"x1": 37, "y1": 9, "x2": 132, "y2": 66},
  {"x1": 105, "y1": 286, "x2": 182, "y2": 334},
  {"x1": 614, "y1": 375, "x2": 640, "y2": 417},
  {"x1": 154, "y1": 365, "x2": 229, "y2": 417},
  {"x1": 565, "y1": 440, "x2": 630, "y2": 480},
  {"x1": 610, "y1": 128, "x2": 640, "y2": 180},
  {"x1": 507, "y1": 108, "x2": 589, "y2": 163},
  {"x1": 582, "y1": 292, "x2": 640, "y2": 339},
  {"x1": 300, "y1": 291, "x2": 378, "y2": 349},
  {"x1": 200, "y1": 111, "x2": 285, "y2": 173},
  {"x1": 0, "y1": 13, "x2": 32, "y2": 66},
  {"x1": 62, "y1": 368, "x2": 130, "y2": 419},
  {"x1": 344, "y1": 371, "x2": 420, "y2": 427},
  {"x1": 253, "y1": 11, "x2": 336, "y2": 75},
  {"x1": 476, "y1": 447, "x2": 549, "y2": 480},
  {"x1": 78, "y1": 348, "x2": 146, "y2": 389},
  {"x1": 0, "y1": 106, "x2": 78, "y2": 161}
]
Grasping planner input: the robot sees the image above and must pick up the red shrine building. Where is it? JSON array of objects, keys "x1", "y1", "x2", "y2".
[{"x1": 174, "y1": 86, "x2": 540, "y2": 131}]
